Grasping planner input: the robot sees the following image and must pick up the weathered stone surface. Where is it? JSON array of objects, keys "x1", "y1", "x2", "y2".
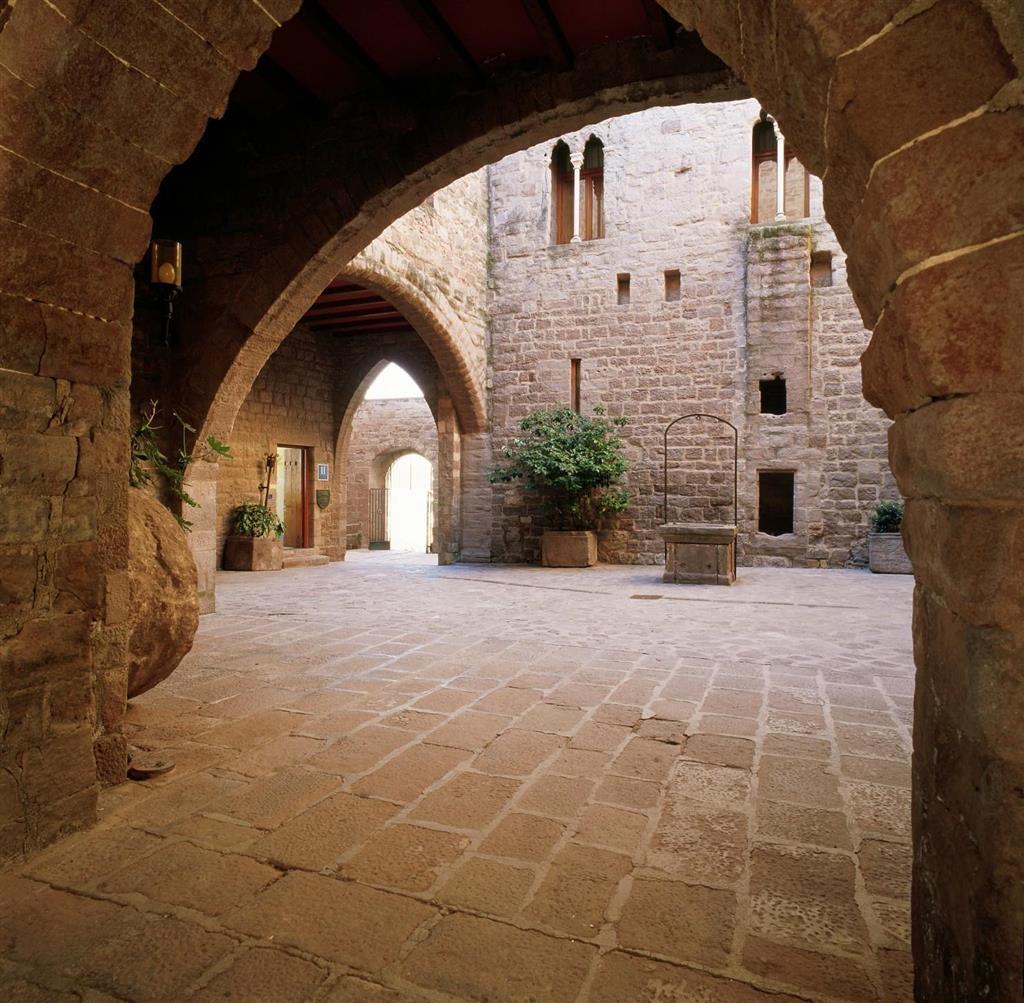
[
  {"x1": 126, "y1": 490, "x2": 199, "y2": 700},
  {"x1": 661, "y1": 523, "x2": 737, "y2": 584},
  {"x1": 222, "y1": 535, "x2": 283, "y2": 572},
  {"x1": 541, "y1": 530, "x2": 598, "y2": 568},
  {"x1": 868, "y1": 533, "x2": 913, "y2": 575}
]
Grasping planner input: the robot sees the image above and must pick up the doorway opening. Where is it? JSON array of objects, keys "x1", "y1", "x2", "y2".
[
  {"x1": 275, "y1": 445, "x2": 311, "y2": 548},
  {"x1": 386, "y1": 452, "x2": 434, "y2": 553}
]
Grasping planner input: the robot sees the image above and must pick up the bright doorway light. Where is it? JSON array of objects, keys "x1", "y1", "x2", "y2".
[
  {"x1": 365, "y1": 363, "x2": 423, "y2": 399},
  {"x1": 386, "y1": 453, "x2": 433, "y2": 552}
]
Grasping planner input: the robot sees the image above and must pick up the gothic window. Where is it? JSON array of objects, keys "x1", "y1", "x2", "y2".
[
  {"x1": 550, "y1": 141, "x2": 574, "y2": 245},
  {"x1": 581, "y1": 136, "x2": 604, "y2": 240}
]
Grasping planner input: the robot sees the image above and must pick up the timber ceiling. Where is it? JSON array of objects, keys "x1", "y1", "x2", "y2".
[
  {"x1": 231, "y1": 0, "x2": 688, "y2": 117},
  {"x1": 300, "y1": 281, "x2": 410, "y2": 338}
]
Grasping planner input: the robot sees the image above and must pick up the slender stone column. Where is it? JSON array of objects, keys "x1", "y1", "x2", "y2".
[
  {"x1": 570, "y1": 151, "x2": 583, "y2": 242},
  {"x1": 434, "y1": 397, "x2": 461, "y2": 564},
  {"x1": 773, "y1": 123, "x2": 786, "y2": 220}
]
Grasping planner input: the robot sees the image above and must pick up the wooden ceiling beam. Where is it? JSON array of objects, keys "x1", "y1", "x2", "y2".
[
  {"x1": 520, "y1": 0, "x2": 573, "y2": 70},
  {"x1": 306, "y1": 304, "x2": 404, "y2": 322},
  {"x1": 253, "y1": 54, "x2": 326, "y2": 116},
  {"x1": 305, "y1": 296, "x2": 394, "y2": 314},
  {"x1": 310, "y1": 320, "x2": 414, "y2": 335},
  {"x1": 301, "y1": 0, "x2": 389, "y2": 87},
  {"x1": 640, "y1": 0, "x2": 676, "y2": 50},
  {"x1": 397, "y1": 0, "x2": 486, "y2": 86}
]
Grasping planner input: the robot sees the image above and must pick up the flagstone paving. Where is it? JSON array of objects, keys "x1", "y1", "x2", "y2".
[{"x1": 1, "y1": 553, "x2": 915, "y2": 1001}]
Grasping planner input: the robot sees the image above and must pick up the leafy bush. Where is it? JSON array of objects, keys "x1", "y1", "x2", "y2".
[
  {"x1": 130, "y1": 401, "x2": 231, "y2": 531},
  {"x1": 232, "y1": 502, "x2": 284, "y2": 539},
  {"x1": 870, "y1": 499, "x2": 904, "y2": 534},
  {"x1": 489, "y1": 406, "x2": 630, "y2": 531}
]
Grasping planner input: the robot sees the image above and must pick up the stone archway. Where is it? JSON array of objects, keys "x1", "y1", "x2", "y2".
[
  {"x1": 332, "y1": 349, "x2": 462, "y2": 569},
  {"x1": 181, "y1": 235, "x2": 486, "y2": 607},
  {"x1": 0, "y1": 3, "x2": 1020, "y2": 996}
]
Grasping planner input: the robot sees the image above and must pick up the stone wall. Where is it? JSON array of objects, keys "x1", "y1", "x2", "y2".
[
  {"x1": 344, "y1": 170, "x2": 490, "y2": 423},
  {"x1": 216, "y1": 327, "x2": 342, "y2": 562},
  {"x1": 206, "y1": 323, "x2": 445, "y2": 573},
  {"x1": 344, "y1": 398, "x2": 439, "y2": 550},
  {"x1": 486, "y1": 99, "x2": 897, "y2": 566}
]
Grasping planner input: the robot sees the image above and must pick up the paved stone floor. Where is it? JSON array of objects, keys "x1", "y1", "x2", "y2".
[{"x1": 2, "y1": 554, "x2": 915, "y2": 1002}]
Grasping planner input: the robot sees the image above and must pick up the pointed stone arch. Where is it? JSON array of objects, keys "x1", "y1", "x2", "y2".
[{"x1": 0, "y1": 6, "x2": 1021, "y2": 994}]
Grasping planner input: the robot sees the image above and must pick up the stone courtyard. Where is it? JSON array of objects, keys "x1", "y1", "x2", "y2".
[{"x1": 2, "y1": 555, "x2": 913, "y2": 1002}]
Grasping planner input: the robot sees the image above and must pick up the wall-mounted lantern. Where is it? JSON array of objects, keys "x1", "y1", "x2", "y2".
[{"x1": 149, "y1": 239, "x2": 182, "y2": 344}]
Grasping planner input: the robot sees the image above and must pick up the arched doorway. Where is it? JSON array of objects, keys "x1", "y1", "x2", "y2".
[{"x1": 385, "y1": 452, "x2": 433, "y2": 553}]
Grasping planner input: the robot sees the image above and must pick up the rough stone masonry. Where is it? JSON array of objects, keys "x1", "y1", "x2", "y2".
[{"x1": 282, "y1": 100, "x2": 897, "y2": 570}]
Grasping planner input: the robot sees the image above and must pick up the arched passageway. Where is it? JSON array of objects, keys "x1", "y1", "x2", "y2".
[
  {"x1": 0, "y1": 2, "x2": 1020, "y2": 997},
  {"x1": 182, "y1": 245, "x2": 485, "y2": 609},
  {"x1": 385, "y1": 452, "x2": 434, "y2": 554}
]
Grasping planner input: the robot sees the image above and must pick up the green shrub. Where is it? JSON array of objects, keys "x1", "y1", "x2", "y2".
[
  {"x1": 232, "y1": 502, "x2": 284, "y2": 539},
  {"x1": 489, "y1": 406, "x2": 630, "y2": 531},
  {"x1": 870, "y1": 499, "x2": 904, "y2": 534}
]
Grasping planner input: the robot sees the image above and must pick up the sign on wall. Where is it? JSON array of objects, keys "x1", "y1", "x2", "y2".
[{"x1": 317, "y1": 463, "x2": 330, "y2": 481}]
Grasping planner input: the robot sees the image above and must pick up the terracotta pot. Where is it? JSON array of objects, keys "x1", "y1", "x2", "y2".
[
  {"x1": 868, "y1": 532, "x2": 912, "y2": 575},
  {"x1": 541, "y1": 530, "x2": 598, "y2": 567},
  {"x1": 223, "y1": 535, "x2": 284, "y2": 571}
]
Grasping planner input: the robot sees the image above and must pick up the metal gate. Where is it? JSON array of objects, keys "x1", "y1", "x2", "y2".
[
  {"x1": 426, "y1": 490, "x2": 434, "y2": 554},
  {"x1": 368, "y1": 487, "x2": 389, "y2": 550}
]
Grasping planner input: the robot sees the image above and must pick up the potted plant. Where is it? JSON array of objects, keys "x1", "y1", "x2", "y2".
[
  {"x1": 490, "y1": 406, "x2": 630, "y2": 567},
  {"x1": 868, "y1": 499, "x2": 912, "y2": 574},
  {"x1": 223, "y1": 502, "x2": 285, "y2": 571}
]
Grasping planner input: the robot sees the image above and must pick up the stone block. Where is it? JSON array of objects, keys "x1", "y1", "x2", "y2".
[
  {"x1": 849, "y1": 105, "x2": 1024, "y2": 317},
  {"x1": 0, "y1": 217, "x2": 134, "y2": 320},
  {"x1": 0, "y1": 432, "x2": 77, "y2": 493},
  {"x1": 0, "y1": 371, "x2": 56, "y2": 431},
  {"x1": 863, "y1": 235, "x2": 1024, "y2": 416},
  {"x1": 0, "y1": 611, "x2": 90, "y2": 689},
  {"x1": 0, "y1": 544, "x2": 38, "y2": 606},
  {"x1": 660, "y1": 522, "x2": 737, "y2": 585},
  {"x1": 890, "y1": 394, "x2": 1024, "y2": 504},
  {"x1": 0, "y1": 495, "x2": 50, "y2": 544},
  {"x1": 825, "y1": 0, "x2": 1014, "y2": 244}
]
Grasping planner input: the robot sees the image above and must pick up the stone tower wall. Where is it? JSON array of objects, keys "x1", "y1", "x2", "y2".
[{"x1": 486, "y1": 99, "x2": 897, "y2": 566}]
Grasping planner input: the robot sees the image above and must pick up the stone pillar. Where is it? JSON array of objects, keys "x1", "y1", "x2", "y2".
[
  {"x1": 773, "y1": 121, "x2": 786, "y2": 221},
  {"x1": 434, "y1": 397, "x2": 462, "y2": 564},
  {"x1": 570, "y1": 151, "x2": 583, "y2": 243},
  {"x1": 184, "y1": 461, "x2": 219, "y2": 614},
  {"x1": 459, "y1": 431, "x2": 494, "y2": 562}
]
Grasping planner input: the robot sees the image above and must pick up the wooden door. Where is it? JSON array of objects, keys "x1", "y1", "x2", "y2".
[{"x1": 275, "y1": 446, "x2": 307, "y2": 548}]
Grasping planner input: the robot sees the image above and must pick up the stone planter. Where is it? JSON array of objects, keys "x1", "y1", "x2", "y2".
[
  {"x1": 659, "y1": 523, "x2": 737, "y2": 585},
  {"x1": 542, "y1": 530, "x2": 598, "y2": 567},
  {"x1": 223, "y1": 535, "x2": 284, "y2": 571},
  {"x1": 868, "y1": 532, "x2": 912, "y2": 575}
]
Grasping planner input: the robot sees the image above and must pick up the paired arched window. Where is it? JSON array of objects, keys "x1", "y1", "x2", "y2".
[
  {"x1": 550, "y1": 136, "x2": 605, "y2": 244},
  {"x1": 751, "y1": 110, "x2": 810, "y2": 223},
  {"x1": 581, "y1": 137, "x2": 604, "y2": 240},
  {"x1": 551, "y1": 141, "x2": 574, "y2": 245}
]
